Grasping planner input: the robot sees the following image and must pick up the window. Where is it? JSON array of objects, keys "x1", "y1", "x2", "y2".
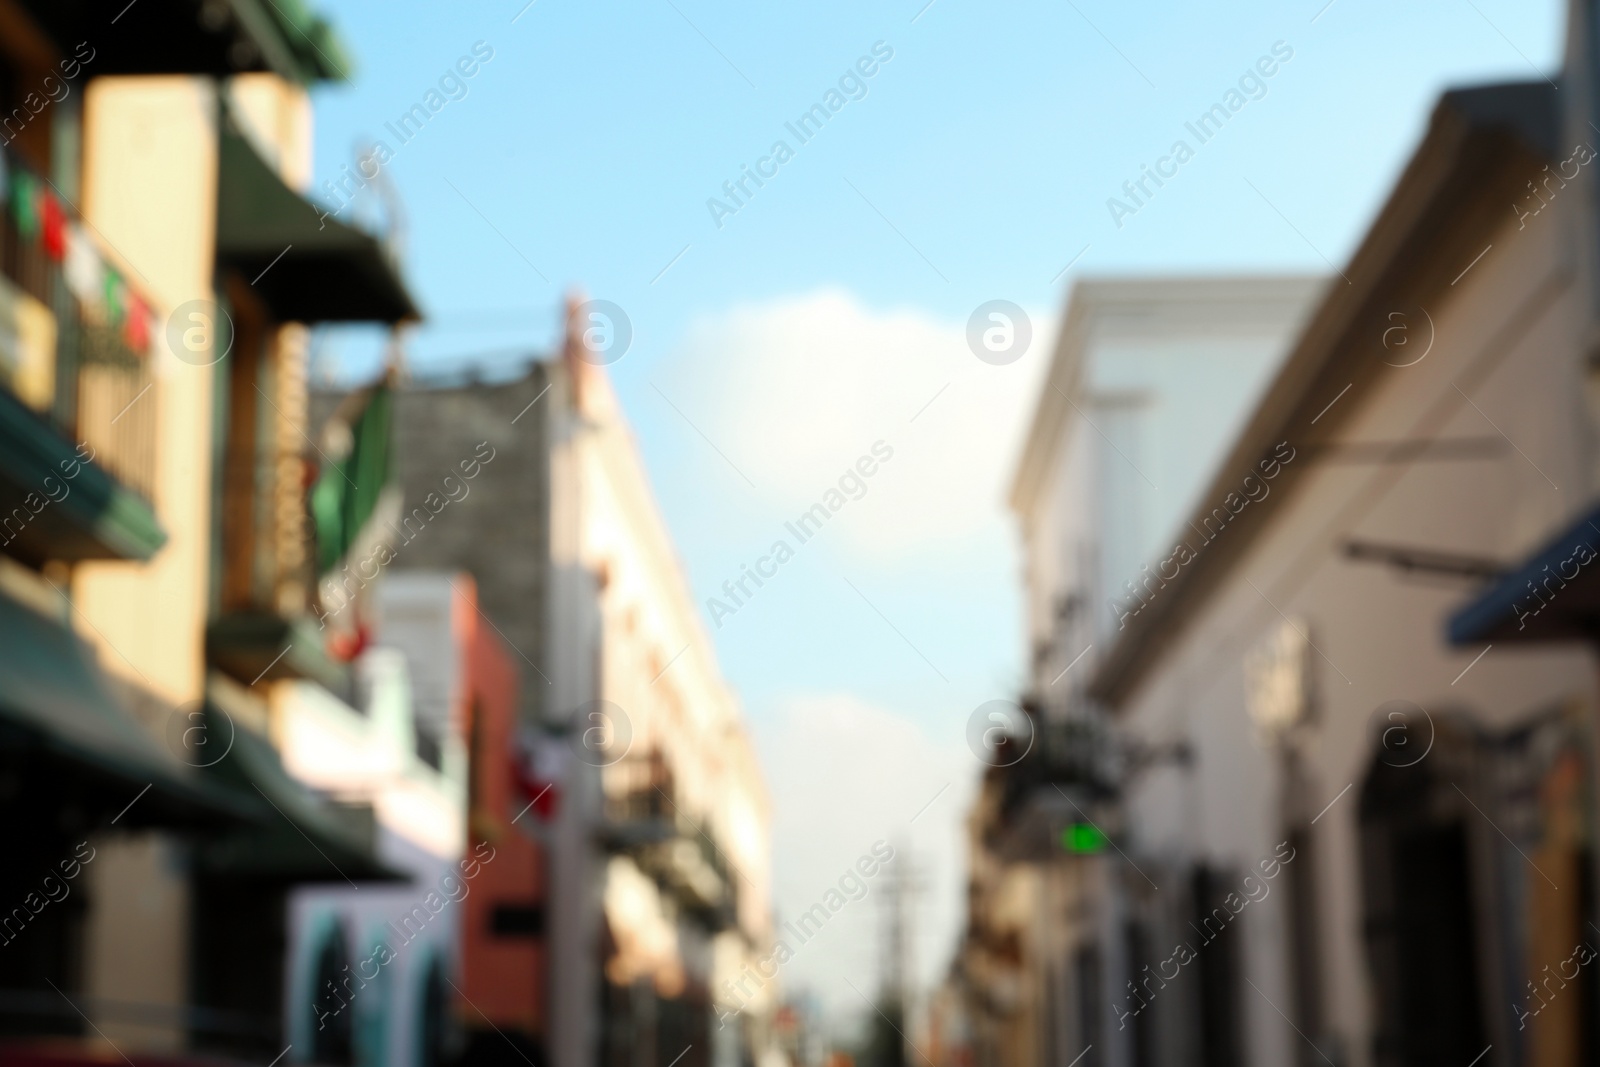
[
  {"x1": 1073, "y1": 943, "x2": 1102, "y2": 1066},
  {"x1": 490, "y1": 903, "x2": 545, "y2": 937}
]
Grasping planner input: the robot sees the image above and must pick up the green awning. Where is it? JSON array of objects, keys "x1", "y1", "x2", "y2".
[
  {"x1": 216, "y1": 124, "x2": 419, "y2": 325},
  {"x1": 226, "y1": 0, "x2": 355, "y2": 82},
  {"x1": 17, "y1": 0, "x2": 353, "y2": 83},
  {"x1": 0, "y1": 586, "x2": 394, "y2": 881},
  {"x1": 0, "y1": 589, "x2": 250, "y2": 829},
  {"x1": 0, "y1": 386, "x2": 165, "y2": 565},
  {"x1": 206, "y1": 611, "x2": 348, "y2": 690},
  {"x1": 199, "y1": 714, "x2": 402, "y2": 883}
]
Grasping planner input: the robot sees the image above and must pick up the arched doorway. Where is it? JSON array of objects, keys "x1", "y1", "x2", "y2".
[
  {"x1": 310, "y1": 920, "x2": 355, "y2": 1066},
  {"x1": 354, "y1": 929, "x2": 392, "y2": 1067},
  {"x1": 1358, "y1": 705, "x2": 1600, "y2": 1066},
  {"x1": 416, "y1": 952, "x2": 448, "y2": 1067}
]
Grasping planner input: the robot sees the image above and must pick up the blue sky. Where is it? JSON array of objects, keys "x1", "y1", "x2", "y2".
[{"x1": 307, "y1": 0, "x2": 1565, "y2": 1018}]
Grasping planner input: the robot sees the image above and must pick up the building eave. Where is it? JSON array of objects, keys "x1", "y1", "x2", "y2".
[
  {"x1": 1007, "y1": 275, "x2": 1327, "y2": 521},
  {"x1": 1087, "y1": 80, "x2": 1561, "y2": 708}
]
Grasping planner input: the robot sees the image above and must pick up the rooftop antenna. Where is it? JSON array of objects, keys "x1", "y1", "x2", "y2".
[
  {"x1": 354, "y1": 140, "x2": 407, "y2": 261},
  {"x1": 876, "y1": 840, "x2": 926, "y2": 1067},
  {"x1": 349, "y1": 140, "x2": 413, "y2": 382}
]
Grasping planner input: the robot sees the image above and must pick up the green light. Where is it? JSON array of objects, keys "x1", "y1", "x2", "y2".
[{"x1": 1062, "y1": 823, "x2": 1108, "y2": 854}]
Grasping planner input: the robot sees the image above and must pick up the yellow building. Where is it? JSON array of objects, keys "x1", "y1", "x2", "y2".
[{"x1": 0, "y1": 0, "x2": 420, "y2": 1060}]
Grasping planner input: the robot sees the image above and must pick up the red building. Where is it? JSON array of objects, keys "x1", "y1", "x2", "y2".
[{"x1": 452, "y1": 575, "x2": 550, "y2": 1067}]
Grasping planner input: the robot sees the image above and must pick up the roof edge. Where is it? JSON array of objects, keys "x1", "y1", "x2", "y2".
[
  {"x1": 1087, "y1": 79, "x2": 1560, "y2": 707},
  {"x1": 1008, "y1": 274, "x2": 1327, "y2": 518}
]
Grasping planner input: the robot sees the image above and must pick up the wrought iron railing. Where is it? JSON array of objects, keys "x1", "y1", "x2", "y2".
[
  {"x1": 993, "y1": 710, "x2": 1118, "y2": 819},
  {"x1": 62, "y1": 313, "x2": 157, "y2": 500},
  {"x1": 0, "y1": 151, "x2": 158, "y2": 503},
  {"x1": 604, "y1": 748, "x2": 676, "y2": 826},
  {"x1": 603, "y1": 749, "x2": 739, "y2": 926}
]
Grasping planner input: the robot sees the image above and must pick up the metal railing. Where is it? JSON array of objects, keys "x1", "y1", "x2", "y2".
[
  {"x1": 993, "y1": 711, "x2": 1118, "y2": 819},
  {"x1": 602, "y1": 749, "x2": 740, "y2": 927},
  {"x1": 0, "y1": 153, "x2": 158, "y2": 503},
  {"x1": 61, "y1": 312, "x2": 157, "y2": 500}
]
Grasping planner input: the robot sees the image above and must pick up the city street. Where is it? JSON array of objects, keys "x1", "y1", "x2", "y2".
[{"x1": 0, "y1": 2, "x2": 1586, "y2": 1066}]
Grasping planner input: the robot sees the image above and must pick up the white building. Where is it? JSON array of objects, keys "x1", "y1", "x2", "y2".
[
  {"x1": 1082, "y1": 63, "x2": 1600, "y2": 1067},
  {"x1": 953, "y1": 276, "x2": 1319, "y2": 1067},
  {"x1": 1010, "y1": 276, "x2": 1324, "y2": 708},
  {"x1": 272, "y1": 574, "x2": 474, "y2": 1067}
]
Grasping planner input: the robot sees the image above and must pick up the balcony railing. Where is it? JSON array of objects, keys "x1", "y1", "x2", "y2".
[
  {"x1": 602, "y1": 749, "x2": 738, "y2": 927},
  {"x1": 992, "y1": 709, "x2": 1117, "y2": 821},
  {"x1": 0, "y1": 151, "x2": 158, "y2": 502},
  {"x1": 603, "y1": 748, "x2": 676, "y2": 828}
]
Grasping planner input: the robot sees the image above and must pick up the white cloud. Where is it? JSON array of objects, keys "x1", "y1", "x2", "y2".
[
  {"x1": 664, "y1": 289, "x2": 1050, "y2": 561},
  {"x1": 751, "y1": 692, "x2": 977, "y2": 1024},
  {"x1": 657, "y1": 288, "x2": 1040, "y2": 1023}
]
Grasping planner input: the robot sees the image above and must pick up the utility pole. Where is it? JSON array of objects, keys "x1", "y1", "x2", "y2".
[{"x1": 872, "y1": 840, "x2": 924, "y2": 1067}]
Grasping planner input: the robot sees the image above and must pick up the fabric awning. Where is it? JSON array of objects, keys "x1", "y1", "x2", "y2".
[
  {"x1": 0, "y1": 586, "x2": 395, "y2": 883},
  {"x1": 216, "y1": 124, "x2": 419, "y2": 325},
  {"x1": 0, "y1": 589, "x2": 250, "y2": 829},
  {"x1": 198, "y1": 713, "x2": 401, "y2": 882},
  {"x1": 0, "y1": 386, "x2": 165, "y2": 565},
  {"x1": 1447, "y1": 500, "x2": 1600, "y2": 645},
  {"x1": 205, "y1": 611, "x2": 348, "y2": 690},
  {"x1": 17, "y1": 0, "x2": 352, "y2": 83}
]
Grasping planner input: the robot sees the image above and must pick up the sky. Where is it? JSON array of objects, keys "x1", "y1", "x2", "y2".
[{"x1": 304, "y1": 0, "x2": 1566, "y2": 1025}]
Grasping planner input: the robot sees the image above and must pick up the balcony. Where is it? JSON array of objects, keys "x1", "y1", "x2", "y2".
[
  {"x1": 602, "y1": 750, "x2": 738, "y2": 928},
  {"x1": 983, "y1": 704, "x2": 1120, "y2": 862},
  {"x1": 0, "y1": 149, "x2": 163, "y2": 564},
  {"x1": 202, "y1": 120, "x2": 419, "y2": 685},
  {"x1": 994, "y1": 710, "x2": 1115, "y2": 814},
  {"x1": 603, "y1": 752, "x2": 675, "y2": 846}
]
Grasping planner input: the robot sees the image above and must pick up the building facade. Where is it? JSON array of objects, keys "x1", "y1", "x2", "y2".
[
  {"x1": 966, "y1": 8, "x2": 1600, "y2": 1064},
  {"x1": 951, "y1": 277, "x2": 1319, "y2": 1067},
  {"x1": 325, "y1": 301, "x2": 778, "y2": 1067},
  {"x1": 1087, "y1": 76, "x2": 1592, "y2": 1067},
  {"x1": 0, "y1": 1, "x2": 457, "y2": 1062}
]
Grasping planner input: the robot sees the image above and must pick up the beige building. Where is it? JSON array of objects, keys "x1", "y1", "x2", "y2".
[
  {"x1": 1028, "y1": 22, "x2": 1600, "y2": 1067},
  {"x1": 0, "y1": 1, "x2": 425, "y2": 1060},
  {"x1": 568, "y1": 338, "x2": 777, "y2": 1067},
  {"x1": 952, "y1": 4, "x2": 1600, "y2": 1065}
]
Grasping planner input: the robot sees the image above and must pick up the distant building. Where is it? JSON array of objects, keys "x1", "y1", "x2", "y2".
[
  {"x1": 317, "y1": 300, "x2": 777, "y2": 1067},
  {"x1": 1009, "y1": 276, "x2": 1323, "y2": 711},
  {"x1": 570, "y1": 337, "x2": 772, "y2": 1067},
  {"x1": 333, "y1": 330, "x2": 598, "y2": 1067},
  {"x1": 278, "y1": 571, "x2": 522, "y2": 1067}
]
